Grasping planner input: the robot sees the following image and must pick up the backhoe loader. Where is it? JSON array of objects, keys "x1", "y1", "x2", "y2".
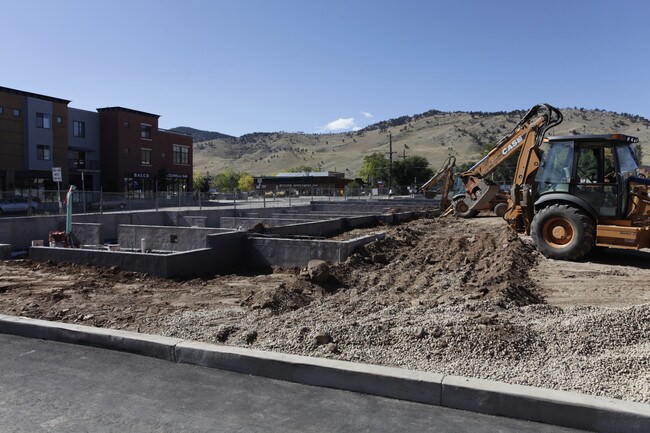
[
  {"x1": 457, "y1": 103, "x2": 650, "y2": 260},
  {"x1": 420, "y1": 156, "x2": 456, "y2": 210}
]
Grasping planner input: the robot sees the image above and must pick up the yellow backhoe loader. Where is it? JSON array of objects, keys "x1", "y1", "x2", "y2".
[
  {"x1": 420, "y1": 156, "x2": 456, "y2": 210},
  {"x1": 457, "y1": 103, "x2": 650, "y2": 259}
]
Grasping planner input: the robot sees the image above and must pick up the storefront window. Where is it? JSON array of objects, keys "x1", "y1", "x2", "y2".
[
  {"x1": 123, "y1": 174, "x2": 154, "y2": 198},
  {"x1": 14, "y1": 177, "x2": 55, "y2": 201}
]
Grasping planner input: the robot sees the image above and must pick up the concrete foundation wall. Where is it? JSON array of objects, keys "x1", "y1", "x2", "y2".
[
  {"x1": 206, "y1": 232, "x2": 247, "y2": 270},
  {"x1": 220, "y1": 217, "x2": 322, "y2": 230},
  {"x1": 117, "y1": 225, "x2": 232, "y2": 251},
  {"x1": 71, "y1": 223, "x2": 104, "y2": 246},
  {"x1": 268, "y1": 219, "x2": 345, "y2": 237},
  {"x1": 346, "y1": 215, "x2": 380, "y2": 229},
  {"x1": 0, "y1": 215, "x2": 65, "y2": 250},
  {"x1": 247, "y1": 233, "x2": 385, "y2": 267},
  {"x1": 29, "y1": 246, "x2": 220, "y2": 278}
]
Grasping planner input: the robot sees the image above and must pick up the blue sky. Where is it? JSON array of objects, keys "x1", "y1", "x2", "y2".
[{"x1": 3, "y1": 0, "x2": 649, "y2": 136}]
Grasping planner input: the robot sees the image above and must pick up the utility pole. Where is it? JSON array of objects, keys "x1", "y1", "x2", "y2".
[{"x1": 388, "y1": 132, "x2": 394, "y2": 188}]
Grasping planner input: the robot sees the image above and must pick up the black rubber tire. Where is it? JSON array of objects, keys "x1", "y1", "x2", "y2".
[
  {"x1": 493, "y1": 202, "x2": 508, "y2": 218},
  {"x1": 530, "y1": 204, "x2": 595, "y2": 260},
  {"x1": 453, "y1": 198, "x2": 478, "y2": 218}
]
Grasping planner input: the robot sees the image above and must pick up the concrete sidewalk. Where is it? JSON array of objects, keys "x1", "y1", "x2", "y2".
[{"x1": 0, "y1": 313, "x2": 648, "y2": 432}]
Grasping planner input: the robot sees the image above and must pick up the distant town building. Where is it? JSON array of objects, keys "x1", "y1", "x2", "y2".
[
  {"x1": 0, "y1": 86, "x2": 193, "y2": 198},
  {"x1": 253, "y1": 171, "x2": 351, "y2": 195}
]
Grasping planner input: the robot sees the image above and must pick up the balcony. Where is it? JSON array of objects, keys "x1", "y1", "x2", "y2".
[{"x1": 69, "y1": 159, "x2": 100, "y2": 171}]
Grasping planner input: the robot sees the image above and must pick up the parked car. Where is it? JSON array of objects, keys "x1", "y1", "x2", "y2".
[{"x1": 0, "y1": 197, "x2": 39, "y2": 214}]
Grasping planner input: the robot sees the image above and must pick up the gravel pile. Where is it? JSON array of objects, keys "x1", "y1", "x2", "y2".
[{"x1": 155, "y1": 219, "x2": 650, "y2": 404}]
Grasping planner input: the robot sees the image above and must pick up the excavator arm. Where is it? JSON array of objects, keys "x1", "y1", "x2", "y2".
[
  {"x1": 421, "y1": 156, "x2": 456, "y2": 210},
  {"x1": 457, "y1": 104, "x2": 563, "y2": 227}
]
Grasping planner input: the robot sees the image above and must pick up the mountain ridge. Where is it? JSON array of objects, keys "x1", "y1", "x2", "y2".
[{"x1": 183, "y1": 107, "x2": 650, "y2": 177}]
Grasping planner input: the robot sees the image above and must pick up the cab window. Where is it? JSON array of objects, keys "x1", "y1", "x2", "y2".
[{"x1": 575, "y1": 145, "x2": 617, "y2": 217}]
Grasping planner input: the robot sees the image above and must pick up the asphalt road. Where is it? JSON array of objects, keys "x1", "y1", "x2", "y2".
[{"x1": 0, "y1": 334, "x2": 585, "y2": 433}]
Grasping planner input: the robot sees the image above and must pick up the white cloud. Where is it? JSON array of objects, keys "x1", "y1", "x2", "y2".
[
  {"x1": 323, "y1": 117, "x2": 357, "y2": 131},
  {"x1": 361, "y1": 111, "x2": 373, "y2": 119}
]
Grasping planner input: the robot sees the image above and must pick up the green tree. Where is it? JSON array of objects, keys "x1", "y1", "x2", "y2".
[
  {"x1": 212, "y1": 169, "x2": 241, "y2": 191},
  {"x1": 237, "y1": 174, "x2": 255, "y2": 192},
  {"x1": 193, "y1": 171, "x2": 210, "y2": 192},
  {"x1": 392, "y1": 155, "x2": 434, "y2": 187},
  {"x1": 359, "y1": 152, "x2": 390, "y2": 186}
]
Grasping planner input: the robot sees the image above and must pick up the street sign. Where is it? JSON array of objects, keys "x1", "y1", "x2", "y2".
[{"x1": 52, "y1": 167, "x2": 62, "y2": 182}]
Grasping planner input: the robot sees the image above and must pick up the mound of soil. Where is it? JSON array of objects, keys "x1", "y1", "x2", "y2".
[{"x1": 332, "y1": 218, "x2": 542, "y2": 309}]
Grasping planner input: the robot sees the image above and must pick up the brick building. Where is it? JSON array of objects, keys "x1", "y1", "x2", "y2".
[
  {"x1": 0, "y1": 86, "x2": 192, "y2": 198},
  {"x1": 97, "y1": 107, "x2": 193, "y2": 196}
]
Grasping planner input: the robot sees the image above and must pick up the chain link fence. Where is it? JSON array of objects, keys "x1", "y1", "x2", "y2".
[{"x1": 0, "y1": 186, "x2": 408, "y2": 217}]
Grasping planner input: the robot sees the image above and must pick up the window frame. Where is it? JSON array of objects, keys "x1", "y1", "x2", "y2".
[
  {"x1": 73, "y1": 120, "x2": 86, "y2": 138},
  {"x1": 141, "y1": 123, "x2": 152, "y2": 140},
  {"x1": 37, "y1": 144, "x2": 51, "y2": 161},
  {"x1": 172, "y1": 144, "x2": 190, "y2": 165},
  {"x1": 36, "y1": 112, "x2": 51, "y2": 129},
  {"x1": 141, "y1": 148, "x2": 152, "y2": 166}
]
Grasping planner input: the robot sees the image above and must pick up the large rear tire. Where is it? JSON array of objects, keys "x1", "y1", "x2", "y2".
[
  {"x1": 530, "y1": 204, "x2": 595, "y2": 260},
  {"x1": 453, "y1": 198, "x2": 478, "y2": 218},
  {"x1": 493, "y1": 202, "x2": 508, "y2": 218}
]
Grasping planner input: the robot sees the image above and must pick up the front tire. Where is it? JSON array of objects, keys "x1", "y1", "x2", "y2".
[
  {"x1": 531, "y1": 204, "x2": 595, "y2": 260},
  {"x1": 453, "y1": 198, "x2": 478, "y2": 218}
]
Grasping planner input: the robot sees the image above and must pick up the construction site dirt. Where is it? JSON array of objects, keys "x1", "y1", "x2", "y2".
[{"x1": 1, "y1": 216, "x2": 649, "y2": 404}]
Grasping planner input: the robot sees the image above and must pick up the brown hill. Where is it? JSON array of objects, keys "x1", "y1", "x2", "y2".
[{"x1": 191, "y1": 108, "x2": 650, "y2": 177}]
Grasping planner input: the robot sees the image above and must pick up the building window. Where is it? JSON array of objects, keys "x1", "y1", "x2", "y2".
[
  {"x1": 161, "y1": 151, "x2": 166, "y2": 158},
  {"x1": 13, "y1": 108, "x2": 21, "y2": 117},
  {"x1": 0, "y1": 106, "x2": 3, "y2": 115},
  {"x1": 124, "y1": 147, "x2": 129, "y2": 154},
  {"x1": 173, "y1": 144, "x2": 190, "y2": 165},
  {"x1": 56, "y1": 116, "x2": 63, "y2": 124},
  {"x1": 37, "y1": 145, "x2": 51, "y2": 160},
  {"x1": 141, "y1": 148, "x2": 152, "y2": 165},
  {"x1": 141, "y1": 123, "x2": 152, "y2": 140},
  {"x1": 36, "y1": 113, "x2": 51, "y2": 129},
  {"x1": 73, "y1": 120, "x2": 85, "y2": 137},
  {"x1": 124, "y1": 121, "x2": 129, "y2": 128}
]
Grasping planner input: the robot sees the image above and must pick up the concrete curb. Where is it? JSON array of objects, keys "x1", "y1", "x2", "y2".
[
  {"x1": 0, "y1": 314, "x2": 182, "y2": 361},
  {"x1": 1, "y1": 314, "x2": 649, "y2": 433},
  {"x1": 175, "y1": 340, "x2": 442, "y2": 405},
  {"x1": 441, "y1": 375, "x2": 650, "y2": 433}
]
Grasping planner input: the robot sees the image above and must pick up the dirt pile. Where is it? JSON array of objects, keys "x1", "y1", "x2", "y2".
[
  {"x1": 1, "y1": 216, "x2": 649, "y2": 403},
  {"x1": 332, "y1": 218, "x2": 542, "y2": 309}
]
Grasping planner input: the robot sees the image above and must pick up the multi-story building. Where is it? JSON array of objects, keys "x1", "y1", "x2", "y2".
[
  {"x1": 0, "y1": 86, "x2": 70, "y2": 197},
  {"x1": 97, "y1": 107, "x2": 193, "y2": 196},
  {"x1": 68, "y1": 107, "x2": 101, "y2": 192},
  {"x1": 0, "y1": 86, "x2": 193, "y2": 198}
]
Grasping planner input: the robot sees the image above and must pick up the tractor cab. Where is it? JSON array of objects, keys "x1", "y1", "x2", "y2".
[{"x1": 535, "y1": 134, "x2": 642, "y2": 220}]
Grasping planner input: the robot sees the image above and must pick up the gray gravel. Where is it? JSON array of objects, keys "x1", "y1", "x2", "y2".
[{"x1": 156, "y1": 299, "x2": 650, "y2": 404}]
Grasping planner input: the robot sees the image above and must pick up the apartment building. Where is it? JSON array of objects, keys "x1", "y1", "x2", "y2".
[
  {"x1": 0, "y1": 86, "x2": 193, "y2": 198},
  {"x1": 97, "y1": 107, "x2": 193, "y2": 196},
  {"x1": 0, "y1": 86, "x2": 70, "y2": 197}
]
